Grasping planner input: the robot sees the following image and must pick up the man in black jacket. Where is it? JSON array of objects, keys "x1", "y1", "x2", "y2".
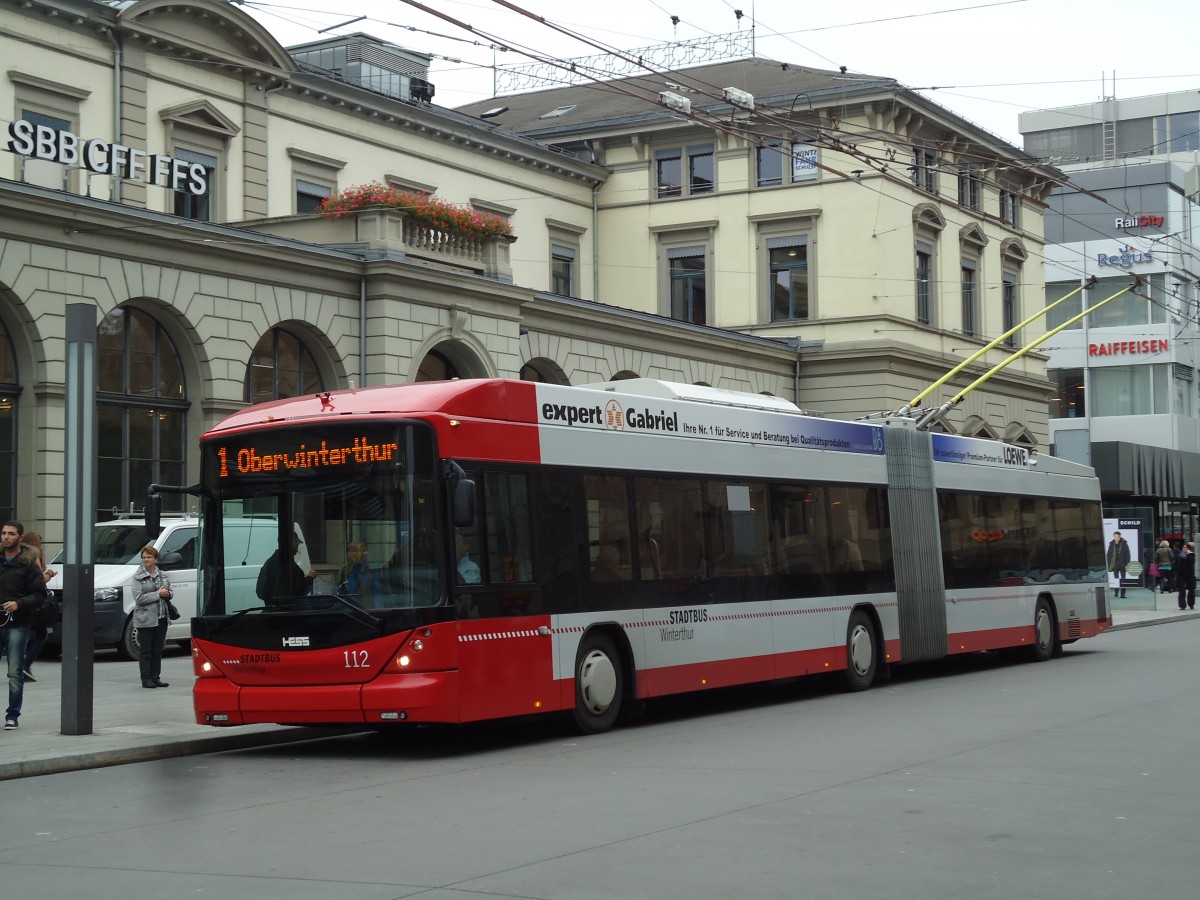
[
  {"x1": 1175, "y1": 542, "x2": 1196, "y2": 612},
  {"x1": 0, "y1": 519, "x2": 48, "y2": 730}
]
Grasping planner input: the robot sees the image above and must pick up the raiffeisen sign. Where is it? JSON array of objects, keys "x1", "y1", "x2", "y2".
[{"x1": 6, "y1": 119, "x2": 208, "y2": 195}]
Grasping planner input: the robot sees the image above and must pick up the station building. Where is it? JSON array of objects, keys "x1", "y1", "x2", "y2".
[{"x1": 3, "y1": 0, "x2": 1061, "y2": 563}]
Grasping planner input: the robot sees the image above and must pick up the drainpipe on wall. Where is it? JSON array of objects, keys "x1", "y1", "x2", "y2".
[
  {"x1": 359, "y1": 274, "x2": 367, "y2": 389},
  {"x1": 787, "y1": 338, "x2": 824, "y2": 408},
  {"x1": 592, "y1": 180, "x2": 601, "y2": 301},
  {"x1": 105, "y1": 28, "x2": 122, "y2": 203}
]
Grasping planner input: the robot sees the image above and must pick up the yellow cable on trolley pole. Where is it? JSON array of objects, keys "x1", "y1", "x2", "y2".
[
  {"x1": 896, "y1": 276, "x2": 1097, "y2": 417},
  {"x1": 914, "y1": 277, "x2": 1142, "y2": 431}
]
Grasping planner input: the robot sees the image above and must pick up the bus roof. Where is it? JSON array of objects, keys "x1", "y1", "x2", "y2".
[
  {"x1": 200, "y1": 378, "x2": 1096, "y2": 485},
  {"x1": 201, "y1": 378, "x2": 811, "y2": 439},
  {"x1": 201, "y1": 379, "x2": 533, "y2": 438}
]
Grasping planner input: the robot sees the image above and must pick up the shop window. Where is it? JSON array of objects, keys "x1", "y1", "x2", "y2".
[{"x1": 97, "y1": 307, "x2": 188, "y2": 520}]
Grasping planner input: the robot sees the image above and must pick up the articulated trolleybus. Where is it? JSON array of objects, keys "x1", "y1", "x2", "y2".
[{"x1": 170, "y1": 378, "x2": 1109, "y2": 734}]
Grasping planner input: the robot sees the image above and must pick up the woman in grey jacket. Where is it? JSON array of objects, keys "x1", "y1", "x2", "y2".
[{"x1": 132, "y1": 546, "x2": 172, "y2": 689}]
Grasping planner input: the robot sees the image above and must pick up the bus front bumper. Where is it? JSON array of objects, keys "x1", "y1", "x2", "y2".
[{"x1": 194, "y1": 671, "x2": 459, "y2": 726}]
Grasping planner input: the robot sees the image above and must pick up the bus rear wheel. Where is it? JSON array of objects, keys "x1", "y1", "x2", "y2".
[
  {"x1": 845, "y1": 609, "x2": 877, "y2": 691},
  {"x1": 1030, "y1": 597, "x2": 1058, "y2": 662},
  {"x1": 573, "y1": 632, "x2": 623, "y2": 734}
]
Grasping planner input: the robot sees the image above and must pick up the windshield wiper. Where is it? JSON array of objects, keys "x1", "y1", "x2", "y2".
[
  {"x1": 209, "y1": 604, "x2": 267, "y2": 634},
  {"x1": 209, "y1": 593, "x2": 384, "y2": 634},
  {"x1": 323, "y1": 592, "x2": 385, "y2": 632}
]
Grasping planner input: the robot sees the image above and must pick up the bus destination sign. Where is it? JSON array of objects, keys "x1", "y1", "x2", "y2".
[{"x1": 216, "y1": 436, "x2": 399, "y2": 478}]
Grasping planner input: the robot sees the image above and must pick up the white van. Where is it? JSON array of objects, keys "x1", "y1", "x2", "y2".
[{"x1": 46, "y1": 516, "x2": 309, "y2": 659}]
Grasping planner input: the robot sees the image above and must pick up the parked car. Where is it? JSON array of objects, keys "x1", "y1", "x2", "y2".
[{"x1": 45, "y1": 515, "x2": 309, "y2": 659}]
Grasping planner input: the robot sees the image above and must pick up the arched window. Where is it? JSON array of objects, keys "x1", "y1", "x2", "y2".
[
  {"x1": 520, "y1": 357, "x2": 569, "y2": 385},
  {"x1": 97, "y1": 307, "x2": 188, "y2": 519},
  {"x1": 417, "y1": 349, "x2": 461, "y2": 382},
  {"x1": 245, "y1": 327, "x2": 322, "y2": 404},
  {"x1": 0, "y1": 318, "x2": 18, "y2": 523}
]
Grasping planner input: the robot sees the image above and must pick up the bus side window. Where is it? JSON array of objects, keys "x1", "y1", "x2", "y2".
[
  {"x1": 483, "y1": 471, "x2": 533, "y2": 583},
  {"x1": 707, "y1": 481, "x2": 770, "y2": 576},
  {"x1": 632, "y1": 476, "x2": 703, "y2": 581},
  {"x1": 585, "y1": 474, "x2": 632, "y2": 581},
  {"x1": 769, "y1": 484, "x2": 831, "y2": 595}
]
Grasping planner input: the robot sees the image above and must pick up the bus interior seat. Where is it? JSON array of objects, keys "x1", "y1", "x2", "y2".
[{"x1": 776, "y1": 536, "x2": 829, "y2": 574}]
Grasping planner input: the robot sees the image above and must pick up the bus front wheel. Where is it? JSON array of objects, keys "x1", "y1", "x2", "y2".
[
  {"x1": 573, "y1": 631, "x2": 623, "y2": 734},
  {"x1": 845, "y1": 609, "x2": 877, "y2": 691}
]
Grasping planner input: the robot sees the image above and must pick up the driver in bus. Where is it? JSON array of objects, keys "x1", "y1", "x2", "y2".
[
  {"x1": 455, "y1": 533, "x2": 481, "y2": 585},
  {"x1": 256, "y1": 533, "x2": 317, "y2": 605}
]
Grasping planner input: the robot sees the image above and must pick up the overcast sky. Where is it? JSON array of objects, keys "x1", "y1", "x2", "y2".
[{"x1": 243, "y1": 0, "x2": 1200, "y2": 145}]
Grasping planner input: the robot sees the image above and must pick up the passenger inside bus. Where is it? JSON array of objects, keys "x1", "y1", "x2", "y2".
[
  {"x1": 830, "y1": 530, "x2": 864, "y2": 572},
  {"x1": 255, "y1": 533, "x2": 317, "y2": 605},
  {"x1": 337, "y1": 541, "x2": 374, "y2": 600},
  {"x1": 456, "y1": 532, "x2": 481, "y2": 584}
]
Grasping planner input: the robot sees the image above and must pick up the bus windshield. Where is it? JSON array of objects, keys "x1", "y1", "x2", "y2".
[{"x1": 199, "y1": 422, "x2": 443, "y2": 616}]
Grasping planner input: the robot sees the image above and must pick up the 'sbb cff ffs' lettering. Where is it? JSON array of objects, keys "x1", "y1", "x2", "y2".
[{"x1": 6, "y1": 119, "x2": 208, "y2": 195}]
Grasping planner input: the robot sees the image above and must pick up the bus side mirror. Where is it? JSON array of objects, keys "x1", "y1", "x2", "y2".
[
  {"x1": 452, "y1": 479, "x2": 476, "y2": 528},
  {"x1": 145, "y1": 491, "x2": 162, "y2": 539}
]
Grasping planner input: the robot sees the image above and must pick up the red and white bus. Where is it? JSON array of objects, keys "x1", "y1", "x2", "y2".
[{"x1": 165, "y1": 378, "x2": 1110, "y2": 734}]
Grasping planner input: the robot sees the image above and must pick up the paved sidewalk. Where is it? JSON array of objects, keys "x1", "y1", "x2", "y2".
[
  {"x1": 0, "y1": 647, "x2": 351, "y2": 781},
  {"x1": 2, "y1": 595, "x2": 1196, "y2": 781}
]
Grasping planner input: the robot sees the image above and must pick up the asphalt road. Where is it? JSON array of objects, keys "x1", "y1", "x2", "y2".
[{"x1": 1, "y1": 622, "x2": 1197, "y2": 899}]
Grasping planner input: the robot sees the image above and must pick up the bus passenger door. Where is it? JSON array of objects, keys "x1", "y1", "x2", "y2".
[{"x1": 453, "y1": 469, "x2": 559, "y2": 721}]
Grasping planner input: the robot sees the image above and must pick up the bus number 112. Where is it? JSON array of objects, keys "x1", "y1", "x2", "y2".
[{"x1": 343, "y1": 650, "x2": 369, "y2": 668}]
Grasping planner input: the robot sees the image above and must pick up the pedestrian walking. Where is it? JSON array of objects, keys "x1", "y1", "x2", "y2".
[
  {"x1": 133, "y1": 545, "x2": 173, "y2": 688},
  {"x1": 1175, "y1": 542, "x2": 1196, "y2": 611},
  {"x1": 19, "y1": 532, "x2": 56, "y2": 682},
  {"x1": 1154, "y1": 539, "x2": 1175, "y2": 593},
  {"x1": 0, "y1": 520, "x2": 48, "y2": 730}
]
